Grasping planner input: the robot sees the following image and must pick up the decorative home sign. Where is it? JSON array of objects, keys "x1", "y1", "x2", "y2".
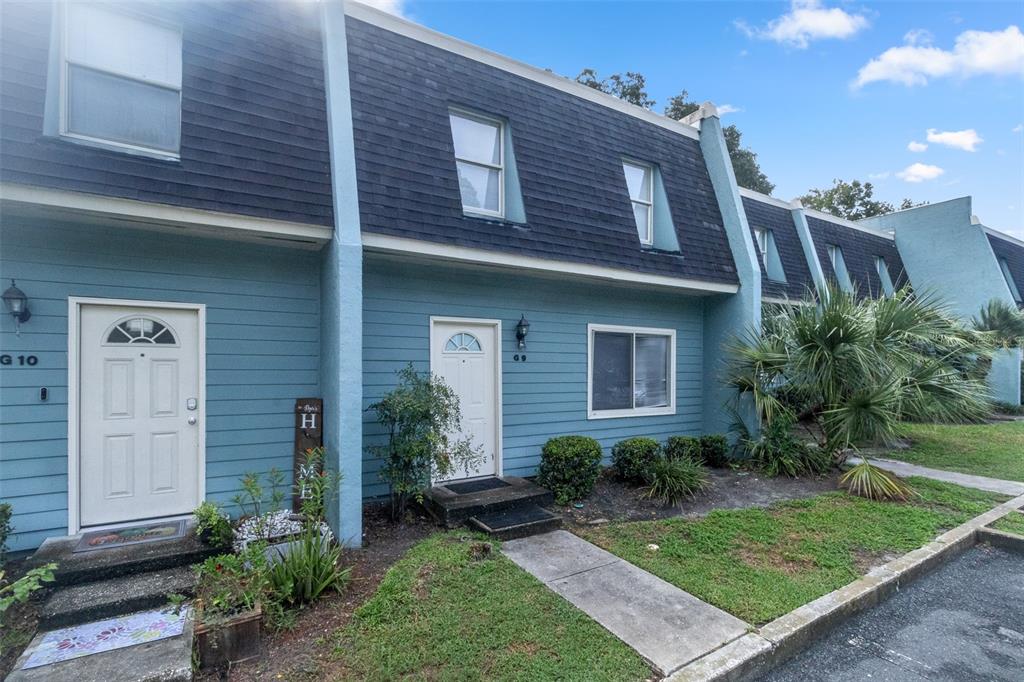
[{"x1": 293, "y1": 398, "x2": 323, "y2": 511}]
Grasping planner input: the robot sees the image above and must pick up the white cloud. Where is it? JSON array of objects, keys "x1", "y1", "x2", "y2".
[
  {"x1": 903, "y1": 29, "x2": 934, "y2": 46},
  {"x1": 897, "y1": 163, "x2": 945, "y2": 183},
  {"x1": 1013, "y1": 123, "x2": 1024, "y2": 133},
  {"x1": 737, "y1": 1, "x2": 869, "y2": 49},
  {"x1": 717, "y1": 104, "x2": 743, "y2": 115},
  {"x1": 926, "y1": 128, "x2": 983, "y2": 151},
  {"x1": 907, "y1": 141, "x2": 928, "y2": 152},
  {"x1": 854, "y1": 25, "x2": 1024, "y2": 88},
  {"x1": 868, "y1": 171, "x2": 891, "y2": 180},
  {"x1": 358, "y1": 0, "x2": 405, "y2": 16}
]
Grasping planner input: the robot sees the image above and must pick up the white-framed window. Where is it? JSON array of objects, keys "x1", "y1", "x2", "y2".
[
  {"x1": 874, "y1": 256, "x2": 895, "y2": 297},
  {"x1": 57, "y1": 4, "x2": 182, "y2": 158},
  {"x1": 449, "y1": 110, "x2": 504, "y2": 217},
  {"x1": 622, "y1": 161, "x2": 654, "y2": 245},
  {"x1": 999, "y1": 258, "x2": 1023, "y2": 303},
  {"x1": 587, "y1": 324, "x2": 676, "y2": 419},
  {"x1": 754, "y1": 228, "x2": 769, "y2": 269}
]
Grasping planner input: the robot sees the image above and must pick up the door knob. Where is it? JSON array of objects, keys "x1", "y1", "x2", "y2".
[{"x1": 187, "y1": 415, "x2": 197, "y2": 425}]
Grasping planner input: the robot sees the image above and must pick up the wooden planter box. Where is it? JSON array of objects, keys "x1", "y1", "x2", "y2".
[{"x1": 194, "y1": 604, "x2": 262, "y2": 670}]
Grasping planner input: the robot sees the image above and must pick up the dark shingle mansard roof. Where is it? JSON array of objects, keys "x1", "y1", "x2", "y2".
[
  {"x1": 346, "y1": 18, "x2": 739, "y2": 286},
  {"x1": 741, "y1": 195, "x2": 814, "y2": 300},
  {"x1": 806, "y1": 214, "x2": 908, "y2": 297},
  {"x1": 987, "y1": 232, "x2": 1024, "y2": 307}
]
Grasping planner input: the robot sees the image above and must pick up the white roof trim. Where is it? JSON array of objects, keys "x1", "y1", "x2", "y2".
[
  {"x1": 983, "y1": 226, "x2": 1024, "y2": 250},
  {"x1": 0, "y1": 183, "x2": 332, "y2": 249},
  {"x1": 361, "y1": 232, "x2": 739, "y2": 295},
  {"x1": 344, "y1": 1, "x2": 701, "y2": 141},
  {"x1": 802, "y1": 207, "x2": 895, "y2": 240},
  {"x1": 738, "y1": 187, "x2": 796, "y2": 211}
]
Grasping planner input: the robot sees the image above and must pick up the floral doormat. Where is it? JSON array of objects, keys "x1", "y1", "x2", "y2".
[
  {"x1": 20, "y1": 607, "x2": 190, "y2": 670},
  {"x1": 73, "y1": 520, "x2": 186, "y2": 553}
]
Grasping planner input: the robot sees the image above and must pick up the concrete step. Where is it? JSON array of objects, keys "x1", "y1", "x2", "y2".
[
  {"x1": 422, "y1": 476, "x2": 554, "y2": 528},
  {"x1": 38, "y1": 565, "x2": 197, "y2": 629},
  {"x1": 29, "y1": 526, "x2": 218, "y2": 586},
  {"x1": 468, "y1": 504, "x2": 562, "y2": 540}
]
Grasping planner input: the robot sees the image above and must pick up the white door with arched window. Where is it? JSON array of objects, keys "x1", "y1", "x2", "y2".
[
  {"x1": 74, "y1": 301, "x2": 203, "y2": 529},
  {"x1": 430, "y1": 318, "x2": 501, "y2": 481}
]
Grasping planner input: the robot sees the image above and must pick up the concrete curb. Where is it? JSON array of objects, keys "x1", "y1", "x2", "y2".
[{"x1": 666, "y1": 492, "x2": 1024, "y2": 682}]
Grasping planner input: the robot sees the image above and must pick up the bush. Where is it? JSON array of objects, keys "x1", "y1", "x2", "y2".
[
  {"x1": 746, "y1": 415, "x2": 830, "y2": 478},
  {"x1": 642, "y1": 457, "x2": 708, "y2": 507},
  {"x1": 699, "y1": 434, "x2": 730, "y2": 468},
  {"x1": 611, "y1": 437, "x2": 662, "y2": 484},
  {"x1": 267, "y1": 528, "x2": 350, "y2": 606},
  {"x1": 537, "y1": 436, "x2": 603, "y2": 505},
  {"x1": 193, "y1": 501, "x2": 233, "y2": 550},
  {"x1": 664, "y1": 436, "x2": 701, "y2": 462},
  {"x1": 0, "y1": 503, "x2": 11, "y2": 564}
]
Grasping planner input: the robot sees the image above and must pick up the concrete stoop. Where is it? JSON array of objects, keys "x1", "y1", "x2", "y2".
[
  {"x1": 666, "y1": 492, "x2": 1024, "y2": 682},
  {"x1": 424, "y1": 476, "x2": 561, "y2": 539}
]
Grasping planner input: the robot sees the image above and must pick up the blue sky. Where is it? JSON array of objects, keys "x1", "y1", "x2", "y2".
[{"x1": 370, "y1": 0, "x2": 1024, "y2": 237}]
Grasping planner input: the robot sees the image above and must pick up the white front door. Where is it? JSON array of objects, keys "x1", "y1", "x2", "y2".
[
  {"x1": 78, "y1": 304, "x2": 202, "y2": 527},
  {"x1": 430, "y1": 319, "x2": 500, "y2": 481}
]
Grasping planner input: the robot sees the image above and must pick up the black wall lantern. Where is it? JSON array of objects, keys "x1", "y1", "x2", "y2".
[
  {"x1": 2, "y1": 279, "x2": 31, "y2": 334},
  {"x1": 515, "y1": 314, "x2": 530, "y2": 350}
]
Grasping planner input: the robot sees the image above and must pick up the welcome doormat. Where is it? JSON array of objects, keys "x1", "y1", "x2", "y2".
[
  {"x1": 73, "y1": 520, "x2": 186, "y2": 553},
  {"x1": 19, "y1": 607, "x2": 190, "y2": 670},
  {"x1": 445, "y1": 478, "x2": 510, "y2": 495}
]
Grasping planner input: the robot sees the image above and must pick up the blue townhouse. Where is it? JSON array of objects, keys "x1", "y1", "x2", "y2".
[{"x1": 1, "y1": 0, "x2": 1021, "y2": 553}]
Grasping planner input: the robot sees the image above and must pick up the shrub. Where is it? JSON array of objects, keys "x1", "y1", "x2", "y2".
[
  {"x1": 664, "y1": 436, "x2": 701, "y2": 462},
  {"x1": 193, "y1": 502, "x2": 233, "y2": 550},
  {"x1": 746, "y1": 414, "x2": 829, "y2": 478},
  {"x1": 699, "y1": 434, "x2": 731, "y2": 468},
  {"x1": 0, "y1": 503, "x2": 11, "y2": 564},
  {"x1": 611, "y1": 437, "x2": 661, "y2": 484},
  {"x1": 537, "y1": 436, "x2": 602, "y2": 505},
  {"x1": 642, "y1": 457, "x2": 708, "y2": 507},
  {"x1": 267, "y1": 528, "x2": 350, "y2": 606}
]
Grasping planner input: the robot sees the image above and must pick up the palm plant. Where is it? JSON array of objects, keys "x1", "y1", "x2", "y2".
[
  {"x1": 728, "y1": 285, "x2": 992, "y2": 499},
  {"x1": 973, "y1": 299, "x2": 1024, "y2": 348}
]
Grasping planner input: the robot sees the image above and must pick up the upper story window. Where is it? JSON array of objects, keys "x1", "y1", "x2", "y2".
[
  {"x1": 827, "y1": 244, "x2": 854, "y2": 292},
  {"x1": 754, "y1": 228, "x2": 786, "y2": 282},
  {"x1": 999, "y1": 258, "x2": 1022, "y2": 303},
  {"x1": 449, "y1": 110, "x2": 504, "y2": 217},
  {"x1": 588, "y1": 324, "x2": 676, "y2": 419},
  {"x1": 55, "y1": 4, "x2": 182, "y2": 158},
  {"x1": 754, "y1": 229, "x2": 769, "y2": 269},
  {"x1": 622, "y1": 161, "x2": 654, "y2": 245},
  {"x1": 875, "y1": 257, "x2": 896, "y2": 297}
]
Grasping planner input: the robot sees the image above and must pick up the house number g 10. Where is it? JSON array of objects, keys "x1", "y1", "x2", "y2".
[{"x1": 0, "y1": 354, "x2": 39, "y2": 366}]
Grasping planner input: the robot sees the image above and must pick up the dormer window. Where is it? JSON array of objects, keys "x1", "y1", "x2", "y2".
[
  {"x1": 827, "y1": 245, "x2": 854, "y2": 292},
  {"x1": 622, "y1": 161, "x2": 654, "y2": 245},
  {"x1": 54, "y1": 4, "x2": 182, "y2": 159},
  {"x1": 999, "y1": 258, "x2": 1022, "y2": 303},
  {"x1": 754, "y1": 229, "x2": 769, "y2": 269},
  {"x1": 449, "y1": 110, "x2": 504, "y2": 217},
  {"x1": 754, "y1": 228, "x2": 786, "y2": 282},
  {"x1": 875, "y1": 257, "x2": 895, "y2": 297}
]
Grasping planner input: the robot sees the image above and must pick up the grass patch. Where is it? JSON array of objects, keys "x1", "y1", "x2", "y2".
[
  {"x1": 990, "y1": 511, "x2": 1024, "y2": 537},
  {"x1": 331, "y1": 532, "x2": 650, "y2": 681},
  {"x1": 885, "y1": 421, "x2": 1024, "y2": 482},
  {"x1": 578, "y1": 479, "x2": 1006, "y2": 625}
]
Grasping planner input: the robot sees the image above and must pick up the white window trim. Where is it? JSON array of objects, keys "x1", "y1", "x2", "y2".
[
  {"x1": 449, "y1": 108, "x2": 505, "y2": 219},
  {"x1": 587, "y1": 323, "x2": 676, "y2": 420},
  {"x1": 755, "y1": 228, "x2": 769, "y2": 269},
  {"x1": 623, "y1": 160, "x2": 654, "y2": 246},
  {"x1": 57, "y1": 3, "x2": 183, "y2": 160}
]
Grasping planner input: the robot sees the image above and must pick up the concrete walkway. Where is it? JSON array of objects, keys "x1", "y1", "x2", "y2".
[
  {"x1": 849, "y1": 457, "x2": 1024, "y2": 496},
  {"x1": 502, "y1": 530, "x2": 748, "y2": 677}
]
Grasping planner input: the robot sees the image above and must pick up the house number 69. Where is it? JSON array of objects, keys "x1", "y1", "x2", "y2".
[{"x1": 0, "y1": 354, "x2": 39, "y2": 366}]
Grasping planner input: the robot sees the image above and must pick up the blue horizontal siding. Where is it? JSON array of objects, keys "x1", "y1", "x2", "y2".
[
  {"x1": 0, "y1": 217, "x2": 319, "y2": 551},
  {"x1": 362, "y1": 256, "x2": 705, "y2": 499}
]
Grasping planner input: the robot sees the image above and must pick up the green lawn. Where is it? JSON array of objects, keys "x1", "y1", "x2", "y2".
[
  {"x1": 884, "y1": 421, "x2": 1024, "y2": 482},
  {"x1": 577, "y1": 479, "x2": 1007, "y2": 625},
  {"x1": 991, "y1": 511, "x2": 1024, "y2": 536},
  {"x1": 331, "y1": 532, "x2": 650, "y2": 681}
]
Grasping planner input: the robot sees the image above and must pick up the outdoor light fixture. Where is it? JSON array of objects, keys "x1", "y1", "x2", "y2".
[
  {"x1": 515, "y1": 314, "x2": 530, "y2": 350},
  {"x1": 2, "y1": 279, "x2": 30, "y2": 334}
]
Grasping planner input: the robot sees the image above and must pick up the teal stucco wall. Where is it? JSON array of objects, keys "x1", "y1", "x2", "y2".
[
  {"x1": 0, "y1": 218, "x2": 320, "y2": 551},
  {"x1": 361, "y1": 256, "x2": 708, "y2": 498}
]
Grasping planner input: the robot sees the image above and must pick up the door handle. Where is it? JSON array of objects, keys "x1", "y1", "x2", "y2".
[{"x1": 187, "y1": 415, "x2": 197, "y2": 425}]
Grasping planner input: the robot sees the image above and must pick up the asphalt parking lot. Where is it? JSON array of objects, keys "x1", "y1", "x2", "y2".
[{"x1": 760, "y1": 543, "x2": 1024, "y2": 681}]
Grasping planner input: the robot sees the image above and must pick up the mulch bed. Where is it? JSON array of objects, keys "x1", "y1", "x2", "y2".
[{"x1": 556, "y1": 467, "x2": 841, "y2": 528}]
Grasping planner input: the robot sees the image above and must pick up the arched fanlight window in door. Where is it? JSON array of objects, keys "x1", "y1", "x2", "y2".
[
  {"x1": 444, "y1": 332, "x2": 482, "y2": 352},
  {"x1": 104, "y1": 316, "x2": 178, "y2": 345}
]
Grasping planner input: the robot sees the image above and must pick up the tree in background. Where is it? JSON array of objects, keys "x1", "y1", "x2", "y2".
[
  {"x1": 577, "y1": 73, "x2": 775, "y2": 195},
  {"x1": 800, "y1": 179, "x2": 924, "y2": 220}
]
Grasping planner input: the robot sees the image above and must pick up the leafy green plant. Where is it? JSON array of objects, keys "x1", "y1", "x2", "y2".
[
  {"x1": 839, "y1": 461, "x2": 916, "y2": 501},
  {"x1": 642, "y1": 457, "x2": 708, "y2": 507},
  {"x1": 993, "y1": 400, "x2": 1024, "y2": 416},
  {"x1": 267, "y1": 528, "x2": 350, "y2": 606},
  {"x1": 1, "y1": 563, "x2": 56, "y2": 628},
  {"x1": 611, "y1": 437, "x2": 662, "y2": 484},
  {"x1": 729, "y1": 285, "x2": 992, "y2": 499},
  {"x1": 233, "y1": 468, "x2": 286, "y2": 521},
  {"x1": 744, "y1": 414, "x2": 830, "y2": 478},
  {"x1": 368, "y1": 365, "x2": 481, "y2": 520},
  {"x1": 295, "y1": 446, "x2": 341, "y2": 523},
  {"x1": 699, "y1": 434, "x2": 731, "y2": 468},
  {"x1": 190, "y1": 545, "x2": 272, "y2": 630},
  {"x1": 0, "y1": 503, "x2": 11, "y2": 564},
  {"x1": 973, "y1": 299, "x2": 1024, "y2": 348},
  {"x1": 664, "y1": 436, "x2": 701, "y2": 462},
  {"x1": 193, "y1": 502, "x2": 233, "y2": 550},
  {"x1": 536, "y1": 435, "x2": 603, "y2": 505}
]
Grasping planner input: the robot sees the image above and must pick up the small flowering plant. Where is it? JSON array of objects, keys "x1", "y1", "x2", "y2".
[{"x1": 185, "y1": 544, "x2": 271, "y2": 630}]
